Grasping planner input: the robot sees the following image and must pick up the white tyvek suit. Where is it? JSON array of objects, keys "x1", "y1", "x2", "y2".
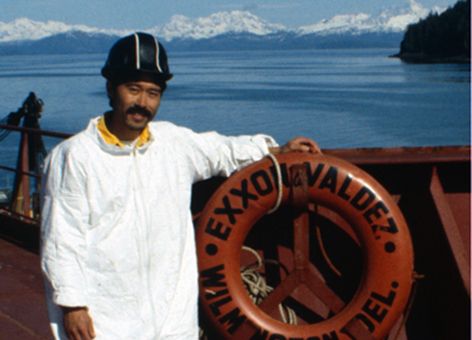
[{"x1": 40, "y1": 117, "x2": 277, "y2": 339}]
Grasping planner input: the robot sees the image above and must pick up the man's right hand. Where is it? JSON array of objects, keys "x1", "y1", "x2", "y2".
[{"x1": 62, "y1": 306, "x2": 96, "y2": 340}]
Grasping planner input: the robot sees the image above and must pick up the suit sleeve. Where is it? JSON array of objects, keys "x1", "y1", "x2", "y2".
[
  {"x1": 175, "y1": 126, "x2": 278, "y2": 182},
  {"x1": 40, "y1": 146, "x2": 90, "y2": 308}
]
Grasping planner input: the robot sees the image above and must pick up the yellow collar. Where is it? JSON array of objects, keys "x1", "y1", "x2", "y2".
[{"x1": 97, "y1": 116, "x2": 150, "y2": 148}]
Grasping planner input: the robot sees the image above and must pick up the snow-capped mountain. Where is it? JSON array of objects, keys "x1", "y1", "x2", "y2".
[
  {"x1": 0, "y1": 1, "x2": 444, "y2": 43},
  {"x1": 151, "y1": 11, "x2": 286, "y2": 41},
  {"x1": 298, "y1": 0, "x2": 444, "y2": 35},
  {"x1": 0, "y1": 18, "x2": 129, "y2": 43},
  {"x1": 0, "y1": 11, "x2": 285, "y2": 43}
]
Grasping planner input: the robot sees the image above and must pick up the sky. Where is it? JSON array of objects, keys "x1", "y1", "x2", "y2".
[{"x1": 1, "y1": 0, "x2": 460, "y2": 29}]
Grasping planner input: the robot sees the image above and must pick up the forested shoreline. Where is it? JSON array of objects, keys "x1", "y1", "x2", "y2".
[{"x1": 394, "y1": 0, "x2": 470, "y2": 63}]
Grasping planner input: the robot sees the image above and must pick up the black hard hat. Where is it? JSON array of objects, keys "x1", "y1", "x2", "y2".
[{"x1": 101, "y1": 32, "x2": 173, "y2": 87}]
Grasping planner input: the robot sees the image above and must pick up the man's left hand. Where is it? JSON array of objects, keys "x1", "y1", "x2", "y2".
[{"x1": 270, "y1": 136, "x2": 321, "y2": 155}]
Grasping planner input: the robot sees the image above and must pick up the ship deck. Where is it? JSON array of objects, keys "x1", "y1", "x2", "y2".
[{"x1": 0, "y1": 237, "x2": 51, "y2": 339}]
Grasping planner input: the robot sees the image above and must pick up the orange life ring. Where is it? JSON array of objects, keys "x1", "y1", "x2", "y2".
[{"x1": 197, "y1": 153, "x2": 414, "y2": 339}]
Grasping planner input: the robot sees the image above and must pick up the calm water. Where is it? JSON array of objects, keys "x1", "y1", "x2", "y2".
[{"x1": 0, "y1": 48, "x2": 470, "y2": 176}]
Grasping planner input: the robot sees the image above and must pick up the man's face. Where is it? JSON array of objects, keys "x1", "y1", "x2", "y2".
[{"x1": 108, "y1": 79, "x2": 162, "y2": 132}]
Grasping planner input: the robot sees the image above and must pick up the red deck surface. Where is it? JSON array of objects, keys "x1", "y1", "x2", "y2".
[{"x1": 0, "y1": 238, "x2": 52, "y2": 339}]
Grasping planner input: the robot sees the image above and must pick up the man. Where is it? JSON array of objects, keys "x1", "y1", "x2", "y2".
[{"x1": 40, "y1": 32, "x2": 319, "y2": 340}]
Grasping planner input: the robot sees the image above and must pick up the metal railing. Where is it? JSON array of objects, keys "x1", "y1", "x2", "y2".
[{"x1": 0, "y1": 123, "x2": 71, "y2": 218}]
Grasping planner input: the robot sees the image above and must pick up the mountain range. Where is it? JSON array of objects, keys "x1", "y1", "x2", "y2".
[{"x1": 0, "y1": 0, "x2": 445, "y2": 54}]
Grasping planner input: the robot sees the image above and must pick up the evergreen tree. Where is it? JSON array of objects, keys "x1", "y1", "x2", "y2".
[{"x1": 398, "y1": 0, "x2": 470, "y2": 62}]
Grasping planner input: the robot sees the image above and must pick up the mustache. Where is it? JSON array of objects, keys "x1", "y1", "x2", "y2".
[{"x1": 126, "y1": 105, "x2": 152, "y2": 117}]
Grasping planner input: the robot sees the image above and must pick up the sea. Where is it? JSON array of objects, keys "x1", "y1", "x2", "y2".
[{"x1": 0, "y1": 48, "x2": 470, "y2": 185}]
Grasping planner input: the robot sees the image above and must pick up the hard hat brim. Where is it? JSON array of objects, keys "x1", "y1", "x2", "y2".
[{"x1": 101, "y1": 67, "x2": 173, "y2": 85}]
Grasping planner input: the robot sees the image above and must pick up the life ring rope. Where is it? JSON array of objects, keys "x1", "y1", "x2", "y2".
[
  {"x1": 240, "y1": 246, "x2": 298, "y2": 325},
  {"x1": 265, "y1": 153, "x2": 283, "y2": 214}
]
